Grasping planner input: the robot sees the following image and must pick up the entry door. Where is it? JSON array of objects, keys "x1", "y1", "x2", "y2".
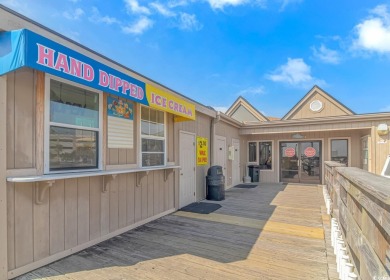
[
  {"x1": 215, "y1": 136, "x2": 226, "y2": 175},
  {"x1": 179, "y1": 131, "x2": 196, "y2": 208},
  {"x1": 232, "y1": 139, "x2": 240, "y2": 186},
  {"x1": 280, "y1": 141, "x2": 321, "y2": 184}
]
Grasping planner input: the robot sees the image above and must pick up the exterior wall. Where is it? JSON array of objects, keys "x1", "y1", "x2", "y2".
[
  {"x1": 174, "y1": 112, "x2": 212, "y2": 202},
  {"x1": 371, "y1": 120, "x2": 390, "y2": 175},
  {"x1": 215, "y1": 121, "x2": 242, "y2": 188},
  {"x1": 288, "y1": 91, "x2": 351, "y2": 120},
  {"x1": 231, "y1": 105, "x2": 259, "y2": 122},
  {"x1": 5, "y1": 70, "x2": 177, "y2": 278},
  {"x1": 246, "y1": 130, "x2": 369, "y2": 183}
]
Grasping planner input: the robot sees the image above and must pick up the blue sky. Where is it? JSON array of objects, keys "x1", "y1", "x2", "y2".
[{"x1": 1, "y1": 0, "x2": 390, "y2": 117}]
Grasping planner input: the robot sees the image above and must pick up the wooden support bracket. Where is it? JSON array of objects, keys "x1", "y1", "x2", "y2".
[
  {"x1": 136, "y1": 171, "x2": 149, "y2": 187},
  {"x1": 164, "y1": 168, "x2": 174, "y2": 182},
  {"x1": 102, "y1": 174, "x2": 117, "y2": 193},
  {"x1": 35, "y1": 180, "x2": 55, "y2": 205}
]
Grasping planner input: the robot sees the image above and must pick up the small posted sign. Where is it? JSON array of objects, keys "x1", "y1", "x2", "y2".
[{"x1": 197, "y1": 137, "x2": 208, "y2": 165}]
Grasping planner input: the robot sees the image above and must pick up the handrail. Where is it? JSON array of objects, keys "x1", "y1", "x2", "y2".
[{"x1": 325, "y1": 162, "x2": 390, "y2": 280}]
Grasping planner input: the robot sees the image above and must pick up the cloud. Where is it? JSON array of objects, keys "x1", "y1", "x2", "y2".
[
  {"x1": 124, "y1": 0, "x2": 150, "y2": 15},
  {"x1": 122, "y1": 17, "x2": 154, "y2": 34},
  {"x1": 266, "y1": 58, "x2": 325, "y2": 87},
  {"x1": 312, "y1": 44, "x2": 341, "y2": 64},
  {"x1": 89, "y1": 7, "x2": 120, "y2": 24},
  {"x1": 167, "y1": 0, "x2": 194, "y2": 8},
  {"x1": 206, "y1": 0, "x2": 249, "y2": 10},
  {"x1": 236, "y1": 86, "x2": 265, "y2": 96},
  {"x1": 380, "y1": 105, "x2": 390, "y2": 112},
  {"x1": 212, "y1": 106, "x2": 229, "y2": 113},
  {"x1": 352, "y1": 4, "x2": 390, "y2": 54},
  {"x1": 63, "y1": 8, "x2": 84, "y2": 20},
  {"x1": 68, "y1": 0, "x2": 79, "y2": 2},
  {"x1": 178, "y1": 13, "x2": 203, "y2": 31},
  {"x1": 280, "y1": 0, "x2": 303, "y2": 11},
  {"x1": 150, "y1": 2, "x2": 176, "y2": 17}
]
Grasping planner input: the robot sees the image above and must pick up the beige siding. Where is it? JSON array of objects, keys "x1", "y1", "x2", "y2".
[
  {"x1": 215, "y1": 121, "x2": 241, "y2": 188},
  {"x1": 174, "y1": 112, "x2": 212, "y2": 201},
  {"x1": 246, "y1": 130, "x2": 369, "y2": 183},
  {"x1": 7, "y1": 170, "x2": 174, "y2": 275},
  {"x1": 371, "y1": 120, "x2": 390, "y2": 174},
  {"x1": 6, "y1": 69, "x2": 36, "y2": 169},
  {"x1": 288, "y1": 91, "x2": 351, "y2": 120}
]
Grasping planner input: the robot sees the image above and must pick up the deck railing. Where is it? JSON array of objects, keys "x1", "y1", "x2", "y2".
[{"x1": 324, "y1": 161, "x2": 390, "y2": 280}]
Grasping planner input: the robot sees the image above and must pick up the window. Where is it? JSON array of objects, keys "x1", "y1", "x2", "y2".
[
  {"x1": 141, "y1": 106, "x2": 165, "y2": 166},
  {"x1": 248, "y1": 142, "x2": 257, "y2": 162},
  {"x1": 331, "y1": 139, "x2": 348, "y2": 166},
  {"x1": 259, "y1": 142, "x2": 272, "y2": 170},
  {"x1": 47, "y1": 79, "x2": 101, "y2": 172}
]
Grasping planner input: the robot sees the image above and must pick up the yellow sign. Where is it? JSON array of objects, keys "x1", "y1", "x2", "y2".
[
  {"x1": 146, "y1": 84, "x2": 196, "y2": 121},
  {"x1": 197, "y1": 137, "x2": 208, "y2": 165}
]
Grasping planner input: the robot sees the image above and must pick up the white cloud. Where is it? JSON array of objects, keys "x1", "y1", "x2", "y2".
[
  {"x1": 1, "y1": 0, "x2": 31, "y2": 15},
  {"x1": 124, "y1": 0, "x2": 150, "y2": 15},
  {"x1": 280, "y1": 0, "x2": 303, "y2": 11},
  {"x1": 352, "y1": 4, "x2": 390, "y2": 54},
  {"x1": 178, "y1": 13, "x2": 203, "y2": 31},
  {"x1": 63, "y1": 8, "x2": 84, "y2": 20},
  {"x1": 167, "y1": 0, "x2": 193, "y2": 8},
  {"x1": 150, "y1": 2, "x2": 176, "y2": 17},
  {"x1": 312, "y1": 44, "x2": 341, "y2": 64},
  {"x1": 266, "y1": 58, "x2": 325, "y2": 87},
  {"x1": 122, "y1": 17, "x2": 154, "y2": 34},
  {"x1": 213, "y1": 106, "x2": 228, "y2": 113},
  {"x1": 206, "y1": 0, "x2": 249, "y2": 10},
  {"x1": 68, "y1": 0, "x2": 79, "y2": 3},
  {"x1": 89, "y1": 7, "x2": 120, "y2": 24},
  {"x1": 236, "y1": 86, "x2": 265, "y2": 96}
]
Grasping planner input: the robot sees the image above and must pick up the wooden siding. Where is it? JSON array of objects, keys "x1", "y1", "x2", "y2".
[
  {"x1": 215, "y1": 121, "x2": 242, "y2": 188},
  {"x1": 7, "y1": 170, "x2": 175, "y2": 277},
  {"x1": 6, "y1": 69, "x2": 36, "y2": 170},
  {"x1": 287, "y1": 90, "x2": 352, "y2": 120},
  {"x1": 246, "y1": 130, "x2": 369, "y2": 183},
  {"x1": 371, "y1": 120, "x2": 390, "y2": 175},
  {"x1": 174, "y1": 112, "x2": 212, "y2": 201}
]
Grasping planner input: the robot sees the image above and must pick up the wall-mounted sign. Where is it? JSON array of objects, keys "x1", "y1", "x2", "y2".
[
  {"x1": 107, "y1": 97, "x2": 134, "y2": 149},
  {"x1": 197, "y1": 137, "x2": 208, "y2": 165},
  {"x1": 0, "y1": 29, "x2": 148, "y2": 105},
  {"x1": 146, "y1": 84, "x2": 196, "y2": 121},
  {"x1": 304, "y1": 147, "x2": 316, "y2": 158},
  {"x1": 284, "y1": 147, "x2": 296, "y2": 157}
]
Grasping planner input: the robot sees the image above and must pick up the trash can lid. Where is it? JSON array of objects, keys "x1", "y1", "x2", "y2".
[{"x1": 207, "y1": 165, "x2": 223, "y2": 176}]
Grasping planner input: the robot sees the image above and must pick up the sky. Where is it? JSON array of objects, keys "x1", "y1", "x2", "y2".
[{"x1": 1, "y1": 0, "x2": 390, "y2": 117}]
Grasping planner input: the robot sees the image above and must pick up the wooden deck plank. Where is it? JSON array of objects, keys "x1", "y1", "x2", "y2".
[{"x1": 15, "y1": 183, "x2": 335, "y2": 280}]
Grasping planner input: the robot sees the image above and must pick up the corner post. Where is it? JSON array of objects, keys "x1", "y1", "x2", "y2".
[{"x1": 0, "y1": 75, "x2": 8, "y2": 279}]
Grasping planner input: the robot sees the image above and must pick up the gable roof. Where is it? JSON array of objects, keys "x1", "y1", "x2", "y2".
[
  {"x1": 225, "y1": 96, "x2": 269, "y2": 122},
  {"x1": 282, "y1": 85, "x2": 355, "y2": 120}
]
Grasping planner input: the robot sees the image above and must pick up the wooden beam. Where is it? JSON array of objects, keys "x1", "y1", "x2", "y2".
[
  {"x1": 35, "y1": 71, "x2": 45, "y2": 174},
  {"x1": 0, "y1": 75, "x2": 8, "y2": 279}
]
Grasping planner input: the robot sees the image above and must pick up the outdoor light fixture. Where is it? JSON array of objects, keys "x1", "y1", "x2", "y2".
[{"x1": 377, "y1": 123, "x2": 389, "y2": 136}]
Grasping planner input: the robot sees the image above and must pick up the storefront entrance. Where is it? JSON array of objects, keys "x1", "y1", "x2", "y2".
[{"x1": 280, "y1": 141, "x2": 322, "y2": 184}]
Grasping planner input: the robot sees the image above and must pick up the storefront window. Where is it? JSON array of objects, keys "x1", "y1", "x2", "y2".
[
  {"x1": 248, "y1": 142, "x2": 257, "y2": 162},
  {"x1": 141, "y1": 106, "x2": 165, "y2": 166},
  {"x1": 259, "y1": 142, "x2": 272, "y2": 170},
  {"x1": 48, "y1": 79, "x2": 100, "y2": 171},
  {"x1": 331, "y1": 139, "x2": 348, "y2": 166}
]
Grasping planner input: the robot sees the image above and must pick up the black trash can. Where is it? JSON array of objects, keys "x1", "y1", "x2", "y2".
[
  {"x1": 248, "y1": 165, "x2": 260, "y2": 182},
  {"x1": 206, "y1": 165, "x2": 225, "y2": 201}
]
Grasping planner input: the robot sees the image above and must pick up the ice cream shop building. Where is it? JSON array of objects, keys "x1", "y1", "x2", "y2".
[{"x1": 1, "y1": 5, "x2": 390, "y2": 279}]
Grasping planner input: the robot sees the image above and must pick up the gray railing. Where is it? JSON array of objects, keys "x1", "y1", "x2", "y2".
[{"x1": 325, "y1": 161, "x2": 390, "y2": 279}]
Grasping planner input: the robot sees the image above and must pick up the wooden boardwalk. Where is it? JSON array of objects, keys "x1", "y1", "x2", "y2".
[{"x1": 16, "y1": 183, "x2": 334, "y2": 280}]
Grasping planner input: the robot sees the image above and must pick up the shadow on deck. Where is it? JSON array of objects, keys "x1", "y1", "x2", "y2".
[{"x1": 17, "y1": 183, "x2": 331, "y2": 280}]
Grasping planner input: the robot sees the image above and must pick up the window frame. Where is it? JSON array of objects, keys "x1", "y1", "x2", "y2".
[
  {"x1": 248, "y1": 141, "x2": 258, "y2": 164},
  {"x1": 329, "y1": 137, "x2": 351, "y2": 167},
  {"x1": 259, "y1": 140, "x2": 274, "y2": 171},
  {"x1": 139, "y1": 105, "x2": 167, "y2": 167},
  {"x1": 44, "y1": 75, "x2": 103, "y2": 174}
]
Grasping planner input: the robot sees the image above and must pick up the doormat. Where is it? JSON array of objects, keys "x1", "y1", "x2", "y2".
[
  {"x1": 180, "y1": 202, "x2": 221, "y2": 214},
  {"x1": 234, "y1": 184, "x2": 258, "y2": 189}
]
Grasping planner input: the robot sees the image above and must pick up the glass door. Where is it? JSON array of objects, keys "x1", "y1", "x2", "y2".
[{"x1": 280, "y1": 141, "x2": 321, "y2": 184}]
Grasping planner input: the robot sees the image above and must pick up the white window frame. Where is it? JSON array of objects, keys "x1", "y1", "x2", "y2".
[
  {"x1": 44, "y1": 74, "x2": 103, "y2": 174},
  {"x1": 247, "y1": 141, "x2": 258, "y2": 164},
  {"x1": 328, "y1": 137, "x2": 351, "y2": 167},
  {"x1": 259, "y1": 140, "x2": 274, "y2": 172},
  {"x1": 139, "y1": 105, "x2": 167, "y2": 167}
]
